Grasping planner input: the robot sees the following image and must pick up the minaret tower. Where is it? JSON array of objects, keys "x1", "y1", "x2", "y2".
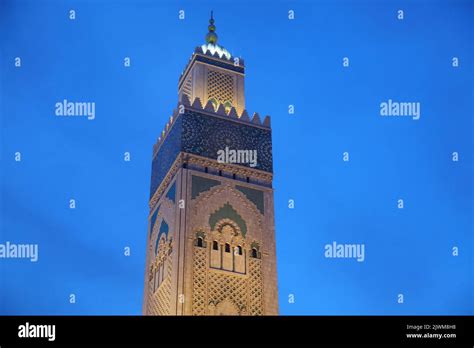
[{"x1": 143, "y1": 13, "x2": 278, "y2": 316}]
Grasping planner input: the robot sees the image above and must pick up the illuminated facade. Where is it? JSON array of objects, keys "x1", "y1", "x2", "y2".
[{"x1": 142, "y1": 13, "x2": 278, "y2": 315}]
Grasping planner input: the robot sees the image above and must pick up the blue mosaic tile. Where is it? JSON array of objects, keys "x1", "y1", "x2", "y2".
[
  {"x1": 150, "y1": 117, "x2": 182, "y2": 198},
  {"x1": 182, "y1": 111, "x2": 273, "y2": 173},
  {"x1": 150, "y1": 110, "x2": 272, "y2": 199}
]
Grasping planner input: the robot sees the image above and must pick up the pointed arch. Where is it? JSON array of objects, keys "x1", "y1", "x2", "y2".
[
  {"x1": 209, "y1": 203, "x2": 247, "y2": 236},
  {"x1": 155, "y1": 220, "x2": 169, "y2": 254}
]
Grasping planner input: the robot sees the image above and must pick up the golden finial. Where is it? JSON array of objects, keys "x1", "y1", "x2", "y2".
[{"x1": 205, "y1": 11, "x2": 218, "y2": 44}]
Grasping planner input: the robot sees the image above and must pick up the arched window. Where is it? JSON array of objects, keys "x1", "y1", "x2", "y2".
[
  {"x1": 225, "y1": 243, "x2": 230, "y2": 253},
  {"x1": 237, "y1": 245, "x2": 243, "y2": 255},
  {"x1": 213, "y1": 241, "x2": 219, "y2": 250},
  {"x1": 197, "y1": 237, "x2": 203, "y2": 248},
  {"x1": 252, "y1": 248, "x2": 258, "y2": 258}
]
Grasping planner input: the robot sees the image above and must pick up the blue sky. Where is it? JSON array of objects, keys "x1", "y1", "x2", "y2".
[{"x1": 0, "y1": 0, "x2": 472, "y2": 315}]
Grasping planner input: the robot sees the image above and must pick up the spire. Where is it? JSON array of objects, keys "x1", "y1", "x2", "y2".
[
  {"x1": 200, "y1": 11, "x2": 231, "y2": 60},
  {"x1": 205, "y1": 11, "x2": 218, "y2": 44}
]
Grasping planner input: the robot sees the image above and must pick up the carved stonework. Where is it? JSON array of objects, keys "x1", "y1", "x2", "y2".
[
  {"x1": 190, "y1": 187, "x2": 265, "y2": 315},
  {"x1": 147, "y1": 234, "x2": 173, "y2": 315}
]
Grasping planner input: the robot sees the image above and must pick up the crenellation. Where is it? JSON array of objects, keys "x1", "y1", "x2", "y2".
[
  {"x1": 191, "y1": 97, "x2": 203, "y2": 109},
  {"x1": 152, "y1": 96, "x2": 271, "y2": 158},
  {"x1": 263, "y1": 115, "x2": 271, "y2": 127},
  {"x1": 240, "y1": 109, "x2": 250, "y2": 121},
  {"x1": 228, "y1": 107, "x2": 238, "y2": 119},
  {"x1": 216, "y1": 103, "x2": 226, "y2": 116},
  {"x1": 204, "y1": 99, "x2": 214, "y2": 112},
  {"x1": 252, "y1": 112, "x2": 261, "y2": 124}
]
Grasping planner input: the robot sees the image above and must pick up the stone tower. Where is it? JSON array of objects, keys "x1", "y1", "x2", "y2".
[{"x1": 142, "y1": 13, "x2": 278, "y2": 316}]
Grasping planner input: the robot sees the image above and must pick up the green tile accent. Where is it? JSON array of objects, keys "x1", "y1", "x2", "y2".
[
  {"x1": 236, "y1": 185, "x2": 264, "y2": 215},
  {"x1": 209, "y1": 203, "x2": 247, "y2": 236},
  {"x1": 191, "y1": 175, "x2": 221, "y2": 199},
  {"x1": 155, "y1": 220, "x2": 169, "y2": 254},
  {"x1": 149, "y1": 205, "x2": 160, "y2": 239}
]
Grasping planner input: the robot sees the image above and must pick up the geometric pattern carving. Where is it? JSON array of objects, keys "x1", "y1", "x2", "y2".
[
  {"x1": 192, "y1": 246, "x2": 208, "y2": 315},
  {"x1": 147, "y1": 232, "x2": 173, "y2": 315},
  {"x1": 208, "y1": 272, "x2": 247, "y2": 314},
  {"x1": 248, "y1": 258, "x2": 263, "y2": 315},
  {"x1": 191, "y1": 244, "x2": 264, "y2": 315},
  {"x1": 148, "y1": 258, "x2": 172, "y2": 315},
  {"x1": 207, "y1": 70, "x2": 234, "y2": 105}
]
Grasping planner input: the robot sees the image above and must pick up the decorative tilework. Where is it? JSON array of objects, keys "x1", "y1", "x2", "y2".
[
  {"x1": 149, "y1": 109, "x2": 272, "y2": 200},
  {"x1": 182, "y1": 111, "x2": 273, "y2": 173},
  {"x1": 191, "y1": 175, "x2": 221, "y2": 199},
  {"x1": 150, "y1": 116, "x2": 182, "y2": 198},
  {"x1": 235, "y1": 185, "x2": 264, "y2": 215}
]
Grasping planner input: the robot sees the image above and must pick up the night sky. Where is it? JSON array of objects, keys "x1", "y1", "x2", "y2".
[{"x1": 1, "y1": 0, "x2": 472, "y2": 315}]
